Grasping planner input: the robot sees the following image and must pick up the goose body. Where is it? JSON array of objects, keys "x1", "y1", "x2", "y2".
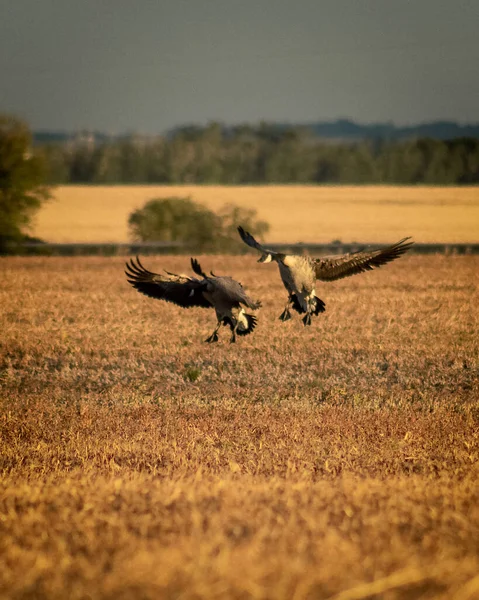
[
  {"x1": 125, "y1": 257, "x2": 261, "y2": 343},
  {"x1": 238, "y1": 226, "x2": 413, "y2": 326},
  {"x1": 277, "y1": 255, "x2": 323, "y2": 324}
]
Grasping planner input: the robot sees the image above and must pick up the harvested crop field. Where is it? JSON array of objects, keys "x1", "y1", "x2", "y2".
[
  {"x1": 1, "y1": 253, "x2": 479, "y2": 599},
  {"x1": 32, "y1": 185, "x2": 479, "y2": 244}
]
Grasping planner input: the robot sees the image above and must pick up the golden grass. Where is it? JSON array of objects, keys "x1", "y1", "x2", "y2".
[
  {"x1": 1, "y1": 254, "x2": 479, "y2": 599},
  {"x1": 32, "y1": 185, "x2": 479, "y2": 244}
]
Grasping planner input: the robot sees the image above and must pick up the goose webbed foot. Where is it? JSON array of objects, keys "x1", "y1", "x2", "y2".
[
  {"x1": 230, "y1": 333, "x2": 237, "y2": 344},
  {"x1": 205, "y1": 331, "x2": 219, "y2": 343},
  {"x1": 279, "y1": 308, "x2": 292, "y2": 322},
  {"x1": 302, "y1": 313, "x2": 312, "y2": 327}
]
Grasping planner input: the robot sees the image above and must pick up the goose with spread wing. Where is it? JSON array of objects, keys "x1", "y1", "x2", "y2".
[
  {"x1": 125, "y1": 256, "x2": 261, "y2": 343},
  {"x1": 238, "y1": 226, "x2": 413, "y2": 326}
]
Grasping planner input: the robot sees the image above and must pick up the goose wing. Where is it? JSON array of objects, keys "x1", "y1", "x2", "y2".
[
  {"x1": 237, "y1": 226, "x2": 279, "y2": 258},
  {"x1": 313, "y1": 238, "x2": 414, "y2": 282},
  {"x1": 125, "y1": 256, "x2": 211, "y2": 308}
]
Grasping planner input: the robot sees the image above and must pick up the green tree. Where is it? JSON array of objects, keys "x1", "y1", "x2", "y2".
[
  {"x1": 41, "y1": 144, "x2": 70, "y2": 183},
  {"x1": 128, "y1": 197, "x2": 269, "y2": 253},
  {"x1": 0, "y1": 116, "x2": 51, "y2": 251}
]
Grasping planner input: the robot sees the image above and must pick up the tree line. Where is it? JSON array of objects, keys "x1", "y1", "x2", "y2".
[{"x1": 40, "y1": 123, "x2": 479, "y2": 185}]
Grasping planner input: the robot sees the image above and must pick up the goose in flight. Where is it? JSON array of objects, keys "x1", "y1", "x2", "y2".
[
  {"x1": 125, "y1": 256, "x2": 261, "y2": 343},
  {"x1": 238, "y1": 226, "x2": 414, "y2": 326}
]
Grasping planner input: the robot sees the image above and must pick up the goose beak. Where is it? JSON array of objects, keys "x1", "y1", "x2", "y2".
[{"x1": 258, "y1": 254, "x2": 272, "y2": 263}]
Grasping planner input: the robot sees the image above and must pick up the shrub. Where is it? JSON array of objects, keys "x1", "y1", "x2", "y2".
[{"x1": 128, "y1": 196, "x2": 269, "y2": 253}]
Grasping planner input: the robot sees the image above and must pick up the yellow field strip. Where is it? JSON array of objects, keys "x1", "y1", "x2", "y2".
[{"x1": 32, "y1": 185, "x2": 479, "y2": 244}]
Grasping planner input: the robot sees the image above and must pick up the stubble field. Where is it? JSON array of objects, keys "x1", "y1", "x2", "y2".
[{"x1": 1, "y1": 253, "x2": 479, "y2": 599}]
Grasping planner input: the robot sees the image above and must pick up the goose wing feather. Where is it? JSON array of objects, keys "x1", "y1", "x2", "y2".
[
  {"x1": 125, "y1": 256, "x2": 211, "y2": 308},
  {"x1": 313, "y1": 238, "x2": 414, "y2": 282}
]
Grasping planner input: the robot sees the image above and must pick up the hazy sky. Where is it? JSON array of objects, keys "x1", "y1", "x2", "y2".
[{"x1": 1, "y1": 0, "x2": 478, "y2": 132}]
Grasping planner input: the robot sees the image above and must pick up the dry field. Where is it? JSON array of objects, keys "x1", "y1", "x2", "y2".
[
  {"x1": 1, "y1": 253, "x2": 479, "y2": 599},
  {"x1": 32, "y1": 185, "x2": 479, "y2": 244}
]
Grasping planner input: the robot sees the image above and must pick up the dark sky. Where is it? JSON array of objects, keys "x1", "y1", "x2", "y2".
[{"x1": 1, "y1": 0, "x2": 478, "y2": 132}]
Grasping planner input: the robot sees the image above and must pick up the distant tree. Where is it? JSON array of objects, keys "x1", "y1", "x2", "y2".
[
  {"x1": 336, "y1": 142, "x2": 380, "y2": 183},
  {"x1": 117, "y1": 139, "x2": 148, "y2": 183},
  {"x1": 41, "y1": 144, "x2": 70, "y2": 183},
  {"x1": 452, "y1": 138, "x2": 479, "y2": 183},
  {"x1": 68, "y1": 144, "x2": 99, "y2": 183},
  {"x1": 128, "y1": 197, "x2": 269, "y2": 253},
  {"x1": 0, "y1": 115, "x2": 51, "y2": 252}
]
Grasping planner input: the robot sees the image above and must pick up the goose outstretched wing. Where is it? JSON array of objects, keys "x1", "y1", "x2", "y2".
[
  {"x1": 125, "y1": 256, "x2": 211, "y2": 308},
  {"x1": 313, "y1": 238, "x2": 414, "y2": 282}
]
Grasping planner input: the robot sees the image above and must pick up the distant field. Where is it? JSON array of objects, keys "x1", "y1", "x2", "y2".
[
  {"x1": 32, "y1": 185, "x2": 479, "y2": 244},
  {"x1": 1, "y1": 254, "x2": 478, "y2": 599}
]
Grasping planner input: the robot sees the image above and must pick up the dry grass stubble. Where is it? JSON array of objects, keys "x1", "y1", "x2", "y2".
[{"x1": 1, "y1": 254, "x2": 478, "y2": 599}]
